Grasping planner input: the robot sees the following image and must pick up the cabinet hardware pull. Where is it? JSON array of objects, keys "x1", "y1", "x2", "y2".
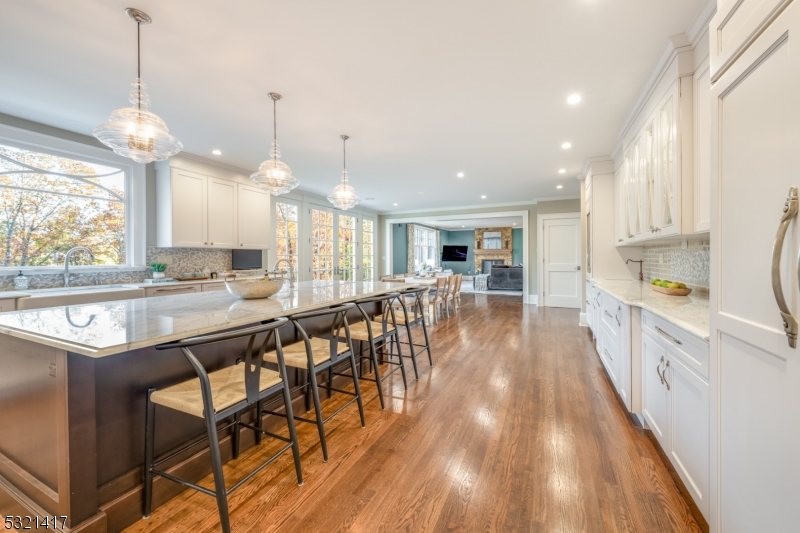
[
  {"x1": 155, "y1": 287, "x2": 195, "y2": 293},
  {"x1": 604, "y1": 348, "x2": 613, "y2": 361},
  {"x1": 663, "y1": 360, "x2": 671, "y2": 390},
  {"x1": 204, "y1": 242, "x2": 207, "y2": 245},
  {"x1": 656, "y1": 355, "x2": 664, "y2": 384},
  {"x1": 615, "y1": 305, "x2": 621, "y2": 326},
  {"x1": 655, "y1": 326, "x2": 682, "y2": 345},
  {"x1": 774, "y1": 186, "x2": 799, "y2": 348},
  {"x1": 618, "y1": 239, "x2": 623, "y2": 242},
  {"x1": 604, "y1": 310, "x2": 613, "y2": 318}
]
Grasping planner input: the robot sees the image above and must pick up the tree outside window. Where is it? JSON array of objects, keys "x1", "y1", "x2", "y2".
[
  {"x1": 0, "y1": 144, "x2": 125, "y2": 267},
  {"x1": 275, "y1": 201, "x2": 299, "y2": 279}
]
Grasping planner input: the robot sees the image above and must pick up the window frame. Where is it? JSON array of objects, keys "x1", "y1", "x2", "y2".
[
  {"x1": 413, "y1": 226, "x2": 438, "y2": 271},
  {"x1": 0, "y1": 123, "x2": 146, "y2": 273},
  {"x1": 272, "y1": 198, "x2": 301, "y2": 280}
]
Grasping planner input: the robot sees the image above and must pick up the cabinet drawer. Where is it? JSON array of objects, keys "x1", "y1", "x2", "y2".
[
  {"x1": 600, "y1": 292, "x2": 622, "y2": 338},
  {"x1": 710, "y1": 0, "x2": 791, "y2": 81},
  {"x1": 201, "y1": 282, "x2": 227, "y2": 292},
  {"x1": 145, "y1": 284, "x2": 201, "y2": 297},
  {"x1": 599, "y1": 322, "x2": 622, "y2": 385},
  {"x1": 642, "y1": 311, "x2": 709, "y2": 380},
  {"x1": 0, "y1": 298, "x2": 16, "y2": 312}
]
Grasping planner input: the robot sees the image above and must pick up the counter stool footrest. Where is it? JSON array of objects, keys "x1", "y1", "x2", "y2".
[
  {"x1": 151, "y1": 469, "x2": 217, "y2": 497},
  {"x1": 237, "y1": 422, "x2": 292, "y2": 443},
  {"x1": 152, "y1": 420, "x2": 237, "y2": 468}
]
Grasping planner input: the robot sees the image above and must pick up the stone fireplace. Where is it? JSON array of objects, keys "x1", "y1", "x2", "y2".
[{"x1": 474, "y1": 226, "x2": 513, "y2": 269}]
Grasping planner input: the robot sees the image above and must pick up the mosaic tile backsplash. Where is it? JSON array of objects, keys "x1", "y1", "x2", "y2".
[
  {"x1": 643, "y1": 240, "x2": 710, "y2": 295},
  {"x1": 0, "y1": 247, "x2": 232, "y2": 291}
]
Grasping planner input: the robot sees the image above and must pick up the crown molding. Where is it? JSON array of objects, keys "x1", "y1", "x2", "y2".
[
  {"x1": 379, "y1": 195, "x2": 580, "y2": 216},
  {"x1": 578, "y1": 156, "x2": 614, "y2": 180},
  {"x1": 686, "y1": 0, "x2": 717, "y2": 47}
]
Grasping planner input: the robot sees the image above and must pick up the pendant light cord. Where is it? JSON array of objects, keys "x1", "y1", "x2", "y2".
[
  {"x1": 137, "y1": 21, "x2": 141, "y2": 112},
  {"x1": 273, "y1": 97, "x2": 277, "y2": 166},
  {"x1": 343, "y1": 136, "x2": 346, "y2": 171}
]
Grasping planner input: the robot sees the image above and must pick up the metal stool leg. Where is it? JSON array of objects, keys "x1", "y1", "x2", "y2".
[
  {"x1": 143, "y1": 389, "x2": 155, "y2": 519},
  {"x1": 205, "y1": 413, "x2": 231, "y2": 533},
  {"x1": 348, "y1": 352, "x2": 366, "y2": 428},
  {"x1": 369, "y1": 338, "x2": 386, "y2": 409},
  {"x1": 404, "y1": 323, "x2": 420, "y2": 379},
  {"x1": 255, "y1": 400, "x2": 263, "y2": 445},
  {"x1": 281, "y1": 379, "x2": 304, "y2": 486},
  {"x1": 307, "y1": 369, "x2": 328, "y2": 461},
  {"x1": 394, "y1": 332, "x2": 408, "y2": 389},
  {"x1": 232, "y1": 412, "x2": 241, "y2": 460}
]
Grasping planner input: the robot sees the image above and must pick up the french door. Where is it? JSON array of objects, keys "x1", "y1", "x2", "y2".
[{"x1": 309, "y1": 205, "x2": 362, "y2": 282}]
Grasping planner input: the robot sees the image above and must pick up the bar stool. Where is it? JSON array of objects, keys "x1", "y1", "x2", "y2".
[
  {"x1": 144, "y1": 317, "x2": 301, "y2": 533},
  {"x1": 261, "y1": 303, "x2": 364, "y2": 463},
  {"x1": 347, "y1": 292, "x2": 406, "y2": 409},
  {"x1": 381, "y1": 286, "x2": 433, "y2": 379},
  {"x1": 429, "y1": 277, "x2": 449, "y2": 324}
]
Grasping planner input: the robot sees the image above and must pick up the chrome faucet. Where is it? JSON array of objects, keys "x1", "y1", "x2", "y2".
[
  {"x1": 63, "y1": 247, "x2": 95, "y2": 287},
  {"x1": 272, "y1": 259, "x2": 296, "y2": 288}
]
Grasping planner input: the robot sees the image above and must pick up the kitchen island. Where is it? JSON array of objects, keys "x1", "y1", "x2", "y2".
[{"x1": 0, "y1": 281, "x2": 402, "y2": 532}]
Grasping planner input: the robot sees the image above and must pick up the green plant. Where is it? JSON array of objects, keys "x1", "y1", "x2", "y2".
[{"x1": 149, "y1": 262, "x2": 167, "y2": 273}]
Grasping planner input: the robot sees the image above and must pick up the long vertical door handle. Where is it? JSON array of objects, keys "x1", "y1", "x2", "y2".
[
  {"x1": 773, "y1": 187, "x2": 798, "y2": 348},
  {"x1": 663, "y1": 360, "x2": 671, "y2": 391},
  {"x1": 656, "y1": 355, "x2": 665, "y2": 384}
]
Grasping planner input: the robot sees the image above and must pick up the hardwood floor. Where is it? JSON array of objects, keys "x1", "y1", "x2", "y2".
[{"x1": 123, "y1": 294, "x2": 704, "y2": 533}]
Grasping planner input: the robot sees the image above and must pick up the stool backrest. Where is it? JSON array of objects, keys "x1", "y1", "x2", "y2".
[
  {"x1": 155, "y1": 317, "x2": 289, "y2": 406},
  {"x1": 354, "y1": 292, "x2": 400, "y2": 341},
  {"x1": 288, "y1": 303, "x2": 355, "y2": 364},
  {"x1": 392, "y1": 286, "x2": 426, "y2": 324}
]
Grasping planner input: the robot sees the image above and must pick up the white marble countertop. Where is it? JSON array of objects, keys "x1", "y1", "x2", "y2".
[
  {"x1": 0, "y1": 281, "x2": 406, "y2": 358},
  {"x1": 0, "y1": 291, "x2": 32, "y2": 298},
  {"x1": 592, "y1": 279, "x2": 710, "y2": 341}
]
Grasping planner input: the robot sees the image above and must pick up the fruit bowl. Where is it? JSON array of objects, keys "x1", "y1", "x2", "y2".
[
  {"x1": 224, "y1": 277, "x2": 285, "y2": 300},
  {"x1": 649, "y1": 279, "x2": 692, "y2": 296}
]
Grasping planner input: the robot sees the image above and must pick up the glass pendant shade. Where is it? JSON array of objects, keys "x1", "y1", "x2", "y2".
[
  {"x1": 250, "y1": 140, "x2": 299, "y2": 195},
  {"x1": 327, "y1": 169, "x2": 360, "y2": 210},
  {"x1": 93, "y1": 79, "x2": 183, "y2": 164}
]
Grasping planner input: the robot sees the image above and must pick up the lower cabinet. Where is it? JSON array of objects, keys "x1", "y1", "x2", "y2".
[
  {"x1": 0, "y1": 298, "x2": 16, "y2": 312},
  {"x1": 144, "y1": 284, "x2": 201, "y2": 297},
  {"x1": 201, "y1": 281, "x2": 227, "y2": 292},
  {"x1": 641, "y1": 311, "x2": 710, "y2": 519}
]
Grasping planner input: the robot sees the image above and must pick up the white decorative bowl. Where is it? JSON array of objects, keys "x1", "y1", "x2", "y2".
[{"x1": 224, "y1": 277, "x2": 285, "y2": 299}]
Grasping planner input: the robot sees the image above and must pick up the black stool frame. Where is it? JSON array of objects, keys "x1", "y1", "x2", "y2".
[
  {"x1": 144, "y1": 317, "x2": 302, "y2": 533},
  {"x1": 385, "y1": 286, "x2": 433, "y2": 379},
  {"x1": 261, "y1": 303, "x2": 364, "y2": 462}
]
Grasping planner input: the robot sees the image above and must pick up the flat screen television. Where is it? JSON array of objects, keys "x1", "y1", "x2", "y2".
[
  {"x1": 232, "y1": 249, "x2": 263, "y2": 270},
  {"x1": 441, "y1": 245, "x2": 468, "y2": 262}
]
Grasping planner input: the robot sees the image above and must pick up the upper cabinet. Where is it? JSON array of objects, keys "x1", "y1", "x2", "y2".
[
  {"x1": 616, "y1": 38, "x2": 709, "y2": 246},
  {"x1": 155, "y1": 158, "x2": 271, "y2": 249}
]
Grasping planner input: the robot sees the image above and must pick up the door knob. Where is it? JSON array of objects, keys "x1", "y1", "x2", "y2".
[{"x1": 576, "y1": 266, "x2": 581, "y2": 270}]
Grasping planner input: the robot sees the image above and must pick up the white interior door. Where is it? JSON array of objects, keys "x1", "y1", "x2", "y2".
[
  {"x1": 541, "y1": 216, "x2": 581, "y2": 308},
  {"x1": 711, "y1": 5, "x2": 800, "y2": 532}
]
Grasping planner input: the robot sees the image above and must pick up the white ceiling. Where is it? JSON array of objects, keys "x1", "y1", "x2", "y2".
[
  {"x1": 422, "y1": 216, "x2": 523, "y2": 230},
  {"x1": 0, "y1": 0, "x2": 705, "y2": 214}
]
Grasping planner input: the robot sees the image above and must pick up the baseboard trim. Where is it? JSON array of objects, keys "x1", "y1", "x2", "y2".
[
  {"x1": 579, "y1": 312, "x2": 587, "y2": 326},
  {"x1": 527, "y1": 294, "x2": 538, "y2": 305}
]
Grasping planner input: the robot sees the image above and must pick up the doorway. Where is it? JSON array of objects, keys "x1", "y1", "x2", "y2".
[{"x1": 538, "y1": 213, "x2": 581, "y2": 308}]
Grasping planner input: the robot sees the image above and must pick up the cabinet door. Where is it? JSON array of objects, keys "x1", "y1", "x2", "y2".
[
  {"x1": 615, "y1": 165, "x2": 626, "y2": 246},
  {"x1": 206, "y1": 177, "x2": 237, "y2": 248},
  {"x1": 657, "y1": 88, "x2": 680, "y2": 237},
  {"x1": 642, "y1": 332, "x2": 669, "y2": 449},
  {"x1": 694, "y1": 59, "x2": 711, "y2": 233},
  {"x1": 642, "y1": 112, "x2": 658, "y2": 236},
  {"x1": 171, "y1": 170, "x2": 207, "y2": 247},
  {"x1": 237, "y1": 184, "x2": 271, "y2": 248},
  {"x1": 0, "y1": 298, "x2": 16, "y2": 312},
  {"x1": 668, "y1": 354, "x2": 710, "y2": 519},
  {"x1": 711, "y1": 4, "x2": 800, "y2": 531}
]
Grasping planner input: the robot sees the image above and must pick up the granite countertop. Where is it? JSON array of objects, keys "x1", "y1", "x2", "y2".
[
  {"x1": 0, "y1": 291, "x2": 32, "y2": 298},
  {"x1": 0, "y1": 281, "x2": 406, "y2": 358},
  {"x1": 592, "y1": 279, "x2": 710, "y2": 341}
]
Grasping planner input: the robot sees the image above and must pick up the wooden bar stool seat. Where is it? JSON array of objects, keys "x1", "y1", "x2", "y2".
[
  {"x1": 348, "y1": 320, "x2": 396, "y2": 341},
  {"x1": 264, "y1": 338, "x2": 350, "y2": 368}
]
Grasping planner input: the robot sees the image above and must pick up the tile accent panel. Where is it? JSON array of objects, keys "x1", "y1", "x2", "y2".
[
  {"x1": 0, "y1": 247, "x2": 232, "y2": 291},
  {"x1": 643, "y1": 240, "x2": 710, "y2": 295}
]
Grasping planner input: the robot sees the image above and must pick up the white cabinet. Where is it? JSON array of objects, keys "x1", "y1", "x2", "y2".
[
  {"x1": 594, "y1": 288, "x2": 632, "y2": 410},
  {"x1": 237, "y1": 184, "x2": 271, "y2": 248},
  {"x1": 168, "y1": 169, "x2": 207, "y2": 247},
  {"x1": 206, "y1": 177, "x2": 237, "y2": 248},
  {"x1": 642, "y1": 310, "x2": 710, "y2": 520},
  {"x1": 710, "y1": 3, "x2": 800, "y2": 531},
  {"x1": 693, "y1": 58, "x2": 711, "y2": 233},
  {"x1": 201, "y1": 281, "x2": 227, "y2": 292},
  {"x1": 155, "y1": 161, "x2": 271, "y2": 250}
]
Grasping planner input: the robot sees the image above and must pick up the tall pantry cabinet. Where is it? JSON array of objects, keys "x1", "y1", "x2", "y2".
[{"x1": 709, "y1": 1, "x2": 800, "y2": 531}]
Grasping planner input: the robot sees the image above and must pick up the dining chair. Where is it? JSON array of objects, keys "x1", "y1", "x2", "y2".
[
  {"x1": 452, "y1": 274, "x2": 463, "y2": 313},
  {"x1": 429, "y1": 276, "x2": 449, "y2": 324}
]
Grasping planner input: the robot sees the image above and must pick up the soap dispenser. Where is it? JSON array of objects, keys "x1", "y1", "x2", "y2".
[{"x1": 13, "y1": 270, "x2": 29, "y2": 290}]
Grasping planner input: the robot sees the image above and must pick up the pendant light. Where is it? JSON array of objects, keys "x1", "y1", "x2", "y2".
[
  {"x1": 327, "y1": 135, "x2": 360, "y2": 210},
  {"x1": 250, "y1": 93, "x2": 299, "y2": 195},
  {"x1": 93, "y1": 8, "x2": 182, "y2": 164}
]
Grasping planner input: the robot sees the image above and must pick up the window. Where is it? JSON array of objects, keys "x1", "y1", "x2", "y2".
[
  {"x1": 0, "y1": 143, "x2": 125, "y2": 267},
  {"x1": 274, "y1": 201, "x2": 299, "y2": 278},
  {"x1": 362, "y1": 218, "x2": 374, "y2": 281},
  {"x1": 413, "y1": 226, "x2": 437, "y2": 271},
  {"x1": 311, "y1": 208, "x2": 334, "y2": 281},
  {"x1": 338, "y1": 215, "x2": 356, "y2": 281}
]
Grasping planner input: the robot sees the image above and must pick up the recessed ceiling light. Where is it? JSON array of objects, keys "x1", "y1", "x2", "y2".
[
  {"x1": 462, "y1": 225, "x2": 465, "y2": 228},
  {"x1": 393, "y1": 203, "x2": 398, "y2": 206},
  {"x1": 562, "y1": 142, "x2": 571, "y2": 149},
  {"x1": 557, "y1": 185, "x2": 563, "y2": 189},
  {"x1": 212, "y1": 149, "x2": 222, "y2": 155},
  {"x1": 567, "y1": 94, "x2": 582, "y2": 105},
  {"x1": 481, "y1": 195, "x2": 487, "y2": 199},
  {"x1": 457, "y1": 172, "x2": 465, "y2": 178},
  {"x1": 558, "y1": 169, "x2": 566, "y2": 174},
  {"x1": 513, "y1": 223, "x2": 516, "y2": 226}
]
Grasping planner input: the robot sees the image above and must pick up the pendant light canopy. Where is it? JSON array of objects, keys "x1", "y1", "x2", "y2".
[
  {"x1": 327, "y1": 135, "x2": 360, "y2": 211},
  {"x1": 93, "y1": 8, "x2": 183, "y2": 164},
  {"x1": 250, "y1": 93, "x2": 299, "y2": 195}
]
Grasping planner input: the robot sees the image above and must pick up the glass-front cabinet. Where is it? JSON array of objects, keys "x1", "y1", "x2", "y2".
[{"x1": 657, "y1": 92, "x2": 679, "y2": 237}]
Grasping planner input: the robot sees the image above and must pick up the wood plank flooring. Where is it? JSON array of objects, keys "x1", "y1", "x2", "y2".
[{"x1": 123, "y1": 294, "x2": 704, "y2": 533}]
